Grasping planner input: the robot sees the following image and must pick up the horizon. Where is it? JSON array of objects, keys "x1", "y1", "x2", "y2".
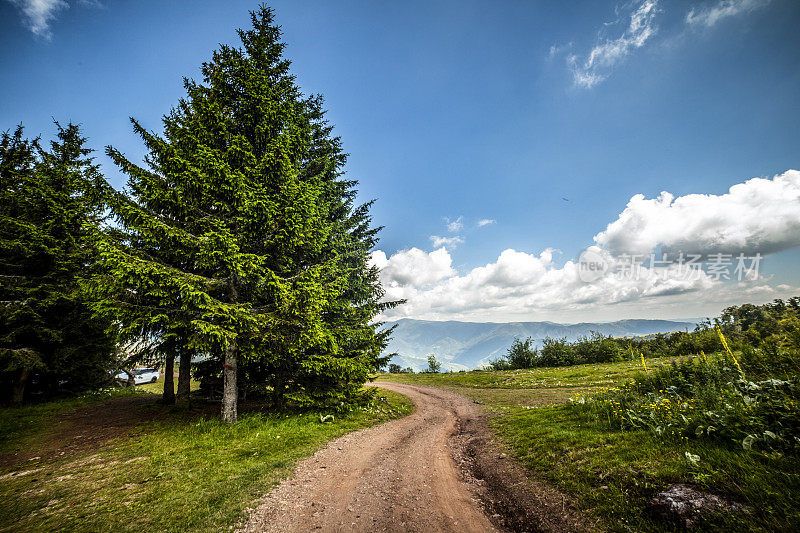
[
  {"x1": 385, "y1": 316, "x2": 702, "y2": 326},
  {"x1": 2, "y1": 0, "x2": 799, "y2": 323}
]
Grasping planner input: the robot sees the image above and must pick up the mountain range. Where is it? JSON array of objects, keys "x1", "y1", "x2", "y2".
[{"x1": 383, "y1": 318, "x2": 698, "y2": 371}]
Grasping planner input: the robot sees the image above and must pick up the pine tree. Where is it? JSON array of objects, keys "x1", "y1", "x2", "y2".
[
  {"x1": 98, "y1": 5, "x2": 395, "y2": 421},
  {"x1": 0, "y1": 124, "x2": 117, "y2": 404}
]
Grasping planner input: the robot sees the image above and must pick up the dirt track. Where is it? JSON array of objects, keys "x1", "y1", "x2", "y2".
[
  {"x1": 241, "y1": 382, "x2": 499, "y2": 532},
  {"x1": 241, "y1": 382, "x2": 589, "y2": 533}
]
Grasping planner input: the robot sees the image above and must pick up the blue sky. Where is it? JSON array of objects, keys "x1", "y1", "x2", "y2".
[{"x1": 2, "y1": 0, "x2": 799, "y2": 322}]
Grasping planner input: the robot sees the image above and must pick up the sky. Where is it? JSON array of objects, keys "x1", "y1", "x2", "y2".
[{"x1": 2, "y1": 0, "x2": 799, "y2": 323}]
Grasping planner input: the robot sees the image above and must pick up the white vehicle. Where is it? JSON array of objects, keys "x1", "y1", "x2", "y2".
[{"x1": 114, "y1": 368, "x2": 160, "y2": 385}]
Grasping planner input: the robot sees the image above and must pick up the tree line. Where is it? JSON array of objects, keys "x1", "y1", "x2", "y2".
[
  {"x1": 490, "y1": 298, "x2": 800, "y2": 370},
  {"x1": 0, "y1": 6, "x2": 398, "y2": 421}
]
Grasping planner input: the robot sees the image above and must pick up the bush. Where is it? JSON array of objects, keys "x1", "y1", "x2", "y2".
[
  {"x1": 490, "y1": 337, "x2": 538, "y2": 370},
  {"x1": 575, "y1": 345, "x2": 800, "y2": 455},
  {"x1": 539, "y1": 337, "x2": 577, "y2": 366},
  {"x1": 573, "y1": 332, "x2": 625, "y2": 364}
]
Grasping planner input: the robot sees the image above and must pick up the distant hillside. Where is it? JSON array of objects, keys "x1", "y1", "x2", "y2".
[{"x1": 384, "y1": 318, "x2": 697, "y2": 371}]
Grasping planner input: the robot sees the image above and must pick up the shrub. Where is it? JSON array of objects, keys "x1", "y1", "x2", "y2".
[
  {"x1": 490, "y1": 337, "x2": 537, "y2": 370},
  {"x1": 573, "y1": 332, "x2": 625, "y2": 364},
  {"x1": 539, "y1": 337, "x2": 577, "y2": 366},
  {"x1": 574, "y1": 345, "x2": 800, "y2": 455}
]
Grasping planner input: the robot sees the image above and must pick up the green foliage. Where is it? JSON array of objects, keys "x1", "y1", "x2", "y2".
[
  {"x1": 538, "y1": 336, "x2": 577, "y2": 366},
  {"x1": 490, "y1": 336, "x2": 538, "y2": 370},
  {"x1": 496, "y1": 298, "x2": 800, "y2": 371},
  {"x1": 573, "y1": 313, "x2": 800, "y2": 455},
  {"x1": 0, "y1": 124, "x2": 117, "y2": 403},
  {"x1": 574, "y1": 331, "x2": 625, "y2": 363},
  {"x1": 425, "y1": 354, "x2": 441, "y2": 373},
  {"x1": 535, "y1": 332, "x2": 624, "y2": 367},
  {"x1": 94, "y1": 6, "x2": 396, "y2": 413},
  {"x1": 577, "y1": 352, "x2": 800, "y2": 455}
]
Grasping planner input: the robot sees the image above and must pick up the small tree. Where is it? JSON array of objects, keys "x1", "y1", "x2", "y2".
[
  {"x1": 388, "y1": 363, "x2": 401, "y2": 373},
  {"x1": 425, "y1": 355, "x2": 441, "y2": 373}
]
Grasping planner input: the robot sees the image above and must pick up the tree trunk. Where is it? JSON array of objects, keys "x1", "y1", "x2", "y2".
[
  {"x1": 176, "y1": 352, "x2": 192, "y2": 407},
  {"x1": 11, "y1": 369, "x2": 31, "y2": 406},
  {"x1": 162, "y1": 353, "x2": 175, "y2": 404},
  {"x1": 272, "y1": 373, "x2": 285, "y2": 409},
  {"x1": 221, "y1": 342, "x2": 238, "y2": 423}
]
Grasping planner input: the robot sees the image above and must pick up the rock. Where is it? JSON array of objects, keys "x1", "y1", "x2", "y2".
[{"x1": 649, "y1": 484, "x2": 744, "y2": 527}]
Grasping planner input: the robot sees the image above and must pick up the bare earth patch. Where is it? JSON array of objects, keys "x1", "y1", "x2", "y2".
[
  {"x1": 241, "y1": 382, "x2": 589, "y2": 533},
  {"x1": 0, "y1": 395, "x2": 162, "y2": 469}
]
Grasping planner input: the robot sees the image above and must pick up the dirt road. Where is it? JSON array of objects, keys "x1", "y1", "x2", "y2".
[{"x1": 241, "y1": 382, "x2": 499, "y2": 532}]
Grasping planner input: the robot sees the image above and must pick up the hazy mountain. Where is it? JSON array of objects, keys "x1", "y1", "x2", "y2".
[{"x1": 384, "y1": 318, "x2": 698, "y2": 371}]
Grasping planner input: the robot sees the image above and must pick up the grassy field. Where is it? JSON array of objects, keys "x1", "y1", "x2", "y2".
[
  {"x1": 0, "y1": 386, "x2": 413, "y2": 532},
  {"x1": 380, "y1": 356, "x2": 800, "y2": 531},
  {"x1": 380, "y1": 356, "x2": 676, "y2": 410}
]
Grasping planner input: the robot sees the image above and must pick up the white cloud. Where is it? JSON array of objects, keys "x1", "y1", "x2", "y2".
[
  {"x1": 7, "y1": 0, "x2": 67, "y2": 38},
  {"x1": 429, "y1": 235, "x2": 464, "y2": 249},
  {"x1": 372, "y1": 169, "x2": 800, "y2": 322},
  {"x1": 445, "y1": 216, "x2": 463, "y2": 232},
  {"x1": 477, "y1": 219, "x2": 496, "y2": 227},
  {"x1": 594, "y1": 169, "x2": 800, "y2": 257},
  {"x1": 686, "y1": 0, "x2": 770, "y2": 27},
  {"x1": 369, "y1": 248, "x2": 455, "y2": 288},
  {"x1": 373, "y1": 245, "x2": 736, "y2": 322},
  {"x1": 374, "y1": 244, "x2": 798, "y2": 322},
  {"x1": 7, "y1": 0, "x2": 102, "y2": 38},
  {"x1": 569, "y1": 0, "x2": 660, "y2": 88}
]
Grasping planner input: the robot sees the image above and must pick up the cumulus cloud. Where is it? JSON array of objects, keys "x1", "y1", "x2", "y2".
[
  {"x1": 477, "y1": 219, "x2": 496, "y2": 227},
  {"x1": 372, "y1": 170, "x2": 800, "y2": 322},
  {"x1": 569, "y1": 0, "x2": 660, "y2": 88},
  {"x1": 369, "y1": 248, "x2": 455, "y2": 289},
  {"x1": 594, "y1": 169, "x2": 800, "y2": 257},
  {"x1": 7, "y1": 0, "x2": 67, "y2": 38},
  {"x1": 686, "y1": 0, "x2": 770, "y2": 27},
  {"x1": 373, "y1": 245, "x2": 732, "y2": 322},
  {"x1": 429, "y1": 235, "x2": 464, "y2": 249}
]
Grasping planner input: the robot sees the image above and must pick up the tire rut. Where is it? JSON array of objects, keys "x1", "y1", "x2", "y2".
[{"x1": 240, "y1": 382, "x2": 589, "y2": 533}]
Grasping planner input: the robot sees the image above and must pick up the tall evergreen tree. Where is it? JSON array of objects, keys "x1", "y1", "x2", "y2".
[
  {"x1": 0, "y1": 124, "x2": 117, "y2": 404},
  {"x1": 97, "y1": 6, "x2": 395, "y2": 421}
]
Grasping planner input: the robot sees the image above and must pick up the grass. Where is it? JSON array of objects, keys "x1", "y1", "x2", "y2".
[
  {"x1": 380, "y1": 356, "x2": 679, "y2": 410},
  {"x1": 0, "y1": 387, "x2": 413, "y2": 532},
  {"x1": 138, "y1": 376, "x2": 201, "y2": 395},
  {"x1": 0, "y1": 387, "x2": 140, "y2": 455},
  {"x1": 380, "y1": 355, "x2": 800, "y2": 531}
]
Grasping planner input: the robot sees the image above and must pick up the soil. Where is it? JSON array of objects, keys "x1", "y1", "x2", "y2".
[
  {"x1": 0, "y1": 395, "x2": 167, "y2": 469},
  {"x1": 240, "y1": 382, "x2": 590, "y2": 533}
]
